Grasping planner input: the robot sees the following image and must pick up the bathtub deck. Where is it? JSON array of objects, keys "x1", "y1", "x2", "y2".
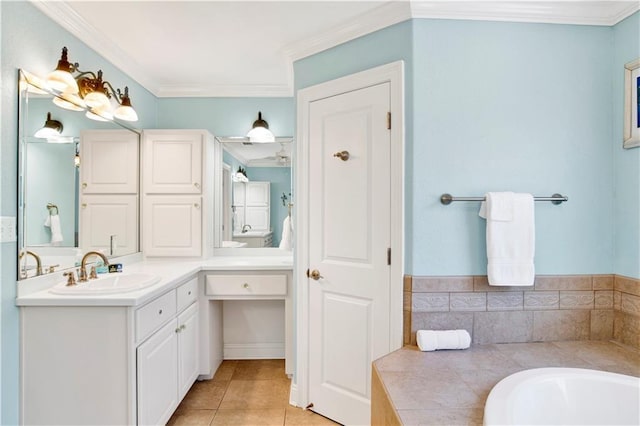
[{"x1": 373, "y1": 341, "x2": 640, "y2": 425}]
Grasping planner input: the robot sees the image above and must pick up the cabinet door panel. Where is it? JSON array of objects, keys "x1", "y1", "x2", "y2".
[
  {"x1": 178, "y1": 303, "x2": 199, "y2": 400},
  {"x1": 81, "y1": 130, "x2": 139, "y2": 194},
  {"x1": 137, "y1": 320, "x2": 178, "y2": 426},
  {"x1": 80, "y1": 194, "x2": 138, "y2": 255},
  {"x1": 144, "y1": 196, "x2": 202, "y2": 256},
  {"x1": 144, "y1": 131, "x2": 202, "y2": 194},
  {"x1": 245, "y1": 206, "x2": 270, "y2": 231},
  {"x1": 245, "y1": 182, "x2": 270, "y2": 206}
]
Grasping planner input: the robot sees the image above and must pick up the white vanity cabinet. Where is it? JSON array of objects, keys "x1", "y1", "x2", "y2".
[
  {"x1": 201, "y1": 270, "x2": 293, "y2": 375},
  {"x1": 142, "y1": 130, "x2": 219, "y2": 257},
  {"x1": 20, "y1": 276, "x2": 200, "y2": 425},
  {"x1": 79, "y1": 130, "x2": 139, "y2": 254}
]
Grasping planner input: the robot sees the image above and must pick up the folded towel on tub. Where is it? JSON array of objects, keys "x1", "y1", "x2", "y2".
[{"x1": 417, "y1": 330, "x2": 471, "y2": 351}]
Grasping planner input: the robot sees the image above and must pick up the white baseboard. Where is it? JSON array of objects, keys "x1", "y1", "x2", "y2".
[
  {"x1": 223, "y1": 342, "x2": 285, "y2": 359},
  {"x1": 289, "y1": 382, "x2": 299, "y2": 407}
]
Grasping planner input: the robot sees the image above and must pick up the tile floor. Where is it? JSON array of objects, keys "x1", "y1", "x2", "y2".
[{"x1": 168, "y1": 359, "x2": 340, "y2": 426}]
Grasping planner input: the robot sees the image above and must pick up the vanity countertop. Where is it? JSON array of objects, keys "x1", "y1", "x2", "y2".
[
  {"x1": 232, "y1": 230, "x2": 273, "y2": 237},
  {"x1": 16, "y1": 255, "x2": 292, "y2": 308}
]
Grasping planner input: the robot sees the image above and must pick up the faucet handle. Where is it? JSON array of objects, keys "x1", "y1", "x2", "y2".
[
  {"x1": 63, "y1": 271, "x2": 77, "y2": 286},
  {"x1": 89, "y1": 266, "x2": 98, "y2": 279},
  {"x1": 48, "y1": 264, "x2": 60, "y2": 274},
  {"x1": 77, "y1": 267, "x2": 88, "y2": 283}
]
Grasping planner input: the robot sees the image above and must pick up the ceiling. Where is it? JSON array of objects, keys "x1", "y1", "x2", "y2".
[{"x1": 33, "y1": 1, "x2": 639, "y2": 98}]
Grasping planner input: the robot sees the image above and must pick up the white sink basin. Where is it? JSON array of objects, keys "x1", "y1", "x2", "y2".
[{"x1": 49, "y1": 273, "x2": 161, "y2": 295}]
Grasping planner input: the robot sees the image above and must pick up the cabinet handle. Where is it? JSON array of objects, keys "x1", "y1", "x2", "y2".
[
  {"x1": 243, "y1": 283, "x2": 249, "y2": 289},
  {"x1": 188, "y1": 291, "x2": 192, "y2": 295},
  {"x1": 81, "y1": 203, "x2": 87, "y2": 209},
  {"x1": 194, "y1": 182, "x2": 200, "y2": 189},
  {"x1": 82, "y1": 183, "x2": 87, "y2": 189},
  {"x1": 180, "y1": 325, "x2": 186, "y2": 330},
  {"x1": 194, "y1": 203, "x2": 200, "y2": 209},
  {"x1": 175, "y1": 327, "x2": 181, "y2": 333},
  {"x1": 158, "y1": 309, "x2": 163, "y2": 315}
]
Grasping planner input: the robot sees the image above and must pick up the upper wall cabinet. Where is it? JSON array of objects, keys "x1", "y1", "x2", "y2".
[
  {"x1": 141, "y1": 130, "x2": 219, "y2": 257},
  {"x1": 81, "y1": 130, "x2": 139, "y2": 194},
  {"x1": 79, "y1": 130, "x2": 139, "y2": 255},
  {"x1": 143, "y1": 130, "x2": 203, "y2": 194}
]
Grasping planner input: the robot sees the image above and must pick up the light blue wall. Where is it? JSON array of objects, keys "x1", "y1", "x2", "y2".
[
  {"x1": 156, "y1": 98, "x2": 294, "y2": 136},
  {"x1": 293, "y1": 19, "x2": 415, "y2": 268},
  {"x1": 612, "y1": 12, "x2": 640, "y2": 279},
  {"x1": 411, "y1": 19, "x2": 614, "y2": 275},
  {"x1": 0, "y1": 2, "x2": 157, "y2": 423}
]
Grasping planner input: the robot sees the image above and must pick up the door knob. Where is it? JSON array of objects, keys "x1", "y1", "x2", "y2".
[
  {"x1": 307, "y1": 269, "x2": 323, "y2": 280},
  {"x1": 333, "y1": 151, "x2": 350, "y2": 161}
]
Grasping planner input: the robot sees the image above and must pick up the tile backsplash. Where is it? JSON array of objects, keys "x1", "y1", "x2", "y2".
[{"x1": 404, "y1": 274, "x2": 640, "y2": 350}]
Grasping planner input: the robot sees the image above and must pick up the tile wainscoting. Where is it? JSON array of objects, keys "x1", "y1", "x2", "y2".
[{"x1": 403, "y1": 274, "x2": 640, "y2": 349}]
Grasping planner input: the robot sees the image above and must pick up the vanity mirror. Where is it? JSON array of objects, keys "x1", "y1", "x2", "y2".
[
  {"x1": 17, "y1": 69, "x2": 141, "y2": 280},
  {"x1": 216, "y1": 137, "x2": 293, "y2": 250}
]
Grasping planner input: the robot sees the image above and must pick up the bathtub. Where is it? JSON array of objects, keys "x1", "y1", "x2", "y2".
[{"x1": 484, "y1": 368, "x2": 640, "y2": 425}]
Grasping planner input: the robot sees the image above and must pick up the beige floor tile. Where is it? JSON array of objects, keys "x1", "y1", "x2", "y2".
[
  {"x1": 212, "y1": 360, "x2": 239, "y2": 382},
  {"x1": 211, "y1": 408, "x2": 285, "y2": 425},
  {"x1": 179, "y1": 380, "x2": 229, "y2": 410},
  {"x1": 167, "y1": 408, "x2": 216, "y2": 426},
  {"x1": 232, "y1": 359, "x2": 287, "y2": 380},
  {"x1": 220, "y1": 378, "x2": 291, "y2": 409},
  {"x1": 284, "y1": 406, "x2": 340, "y2": 425}
]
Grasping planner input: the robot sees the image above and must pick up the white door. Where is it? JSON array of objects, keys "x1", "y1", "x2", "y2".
[{"x1": 307, "y1": 82, "x2": 391, "y2": 425}]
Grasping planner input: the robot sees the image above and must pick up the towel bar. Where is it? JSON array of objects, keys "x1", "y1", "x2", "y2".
[{"x1": 440, "y1": 193, "x2": 568, "y2": 206}]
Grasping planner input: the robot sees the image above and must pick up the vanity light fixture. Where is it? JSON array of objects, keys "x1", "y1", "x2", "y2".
[
  {"x1": 46, "y1": 47, "x2": 139, "y2": 122},
  {"x1": 34, "y1": 112, "x2": 63, "y2": 139},
  {"x1": 46, "y1": 47, "x2": 79, "y2": 94},
  {"x1": 247, "y1": 111, "x2": 275, "y2": 143}
]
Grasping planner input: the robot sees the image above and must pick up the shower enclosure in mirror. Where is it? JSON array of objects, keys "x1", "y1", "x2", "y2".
[
  {"x1": 17, "y1": 69, "x2": 141, "y2": 280},
  {"x1": 216, "y1": 137, "x2": 293, "y2": 249}
]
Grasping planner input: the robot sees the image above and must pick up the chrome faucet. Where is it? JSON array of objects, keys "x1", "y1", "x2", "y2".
[
  {"x1": 20, "y1": 250, "x2": 43, "y2": 276},
  {"x1": 79, "y1": 251, "x2": 109, "y2": 282},
  {"x1": 241, "y1": 224, "x2": 252, "y2": 233}
]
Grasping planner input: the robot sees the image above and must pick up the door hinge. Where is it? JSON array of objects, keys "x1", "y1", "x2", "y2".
[
  {"x1": 387, "y1": 247, "x2": 391, "y2": 265},
  {"x1": 387, "y1": 112, "x2": 391, "y2": 130}
]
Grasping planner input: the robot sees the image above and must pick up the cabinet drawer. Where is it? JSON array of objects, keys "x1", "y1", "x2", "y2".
[
  {"x1": 136, "y1": 290, "x2": 177, "y2": 342},
  {"x1": 177, "y1": 277, "x2": 198, "y2": 312},
  {"x1": 206, "y1": 275, "x2": 287, "y2": 297}
]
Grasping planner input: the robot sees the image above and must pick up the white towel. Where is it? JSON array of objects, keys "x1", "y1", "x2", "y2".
[
  {"x1": 279, "y1": 215, "x2": 293, "y2": 250},
  {"x1": 417, "y1": 330, "x2": 471, "y2": 351},
  {"x1": 479, "y1": 192, "x2": 535, "y2": 286},
  {"x1": 44, "y1": 214, "x2": 64, "y2": 245}
]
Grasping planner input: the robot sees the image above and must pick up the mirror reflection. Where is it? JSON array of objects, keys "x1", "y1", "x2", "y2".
[
  {"x1": 18, "y1": 70, "x2": 141, "y2": 280},
  {"x1": 217, "y1": 138, "x2": 293, "y2": 249}
]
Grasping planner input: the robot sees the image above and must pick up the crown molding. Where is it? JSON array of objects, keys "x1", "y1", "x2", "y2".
[
  {"x1": 31, "y1": 1, "x2": 640, "y2": 98},
  {"x1": 30, "y1": 0, "x2": 160, "y2": 95},
  {"x1": 410, "y1": 1, "x2": 640, "y2": 26},
  {"x1": 283, "y1": 1, "x2": 412, "y2": 63},
  {"x1": 155, "y1": 84, "x2": 293, "y2": 98}
]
